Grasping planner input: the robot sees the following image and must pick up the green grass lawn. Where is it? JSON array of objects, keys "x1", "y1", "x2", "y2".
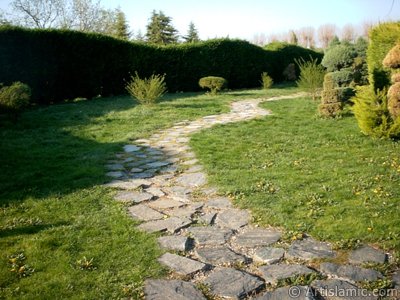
[
  {"x1": 191, "y1": 97, "x2": 400, "y2": 252},
  {"x1": 0, "y1": 88, "x2": 289, "y2": 299}
]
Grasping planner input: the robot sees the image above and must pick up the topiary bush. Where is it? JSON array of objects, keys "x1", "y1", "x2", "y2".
[
  {"x1": 125, "y1": 73, "x2": 167, "y2": 105},
  {"x1": 388, "y1": 82, "x2": 400, "y2": 119},
  {"x1": 0, "y1": 81, "x2": 31, "y2": 122},
  {"x1": 296, "y1": 57, "x2": 325, "y2": 101},
  {"x1": 330, "y1": 68, "x2": 353, "y2": 86},
  {"x1": 260, "y1": 72, "x2": 273, "y2": 90},
  {"x1": 199, "y1": 76, "x2": 227, "y2": 95},
  {"x1": 383, "y1": 44, "x2": 400, "y2": 119},
  {"x1": 321, "y1": 44, "x2": 357, "y2": 72},
  {"x1": 367, "y1": 22, "x2": 400, "y2": 91},
  {"x1": 351, "y1": 86, "x2": 400, "y2": 139},
  {"x1": 319, "y1": 73, "x2": 343, "y2": 118}
]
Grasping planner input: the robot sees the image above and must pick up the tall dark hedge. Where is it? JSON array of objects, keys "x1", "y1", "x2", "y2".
[
  {"x1": 367, "y1": 22, "x2": 400, "y2": 91},
  {"x1": 0, "y1": 26, "x2": 322, "y2": 104}
]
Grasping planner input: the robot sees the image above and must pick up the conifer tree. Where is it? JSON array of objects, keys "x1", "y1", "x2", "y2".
[
  {"x1": 145, "y1": 10, "x2": 178, "y2": 45},
  {"x1": 183, "y1": 21, "x2": 200, "y2": 43},
  {"x1": 114, "y1": 8, "x2": 130, "y2": 40}
]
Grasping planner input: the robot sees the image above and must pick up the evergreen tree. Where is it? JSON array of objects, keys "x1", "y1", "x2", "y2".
[
  {"x1": 183, "y1": 21, "x2": 200, "y2": 43},
  {"x1": 145, "y1": 10, "x2": 178, "y2": 45},
  {"x1": 135, "y1": 29, "x2": 145, "y2": 42},
  {"x1": 114, "y1": 8, "x2": 130, "y2": 40}
]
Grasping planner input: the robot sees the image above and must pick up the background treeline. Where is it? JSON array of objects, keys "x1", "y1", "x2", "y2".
[{"x1": 0, "y1": 26, "x2": 322, "y2": 104}]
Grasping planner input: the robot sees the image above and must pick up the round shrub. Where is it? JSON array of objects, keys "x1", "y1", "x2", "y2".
[
  {"x1": 388, "y1": 82, "x2": 400, "y2": 119},
  {"x1": 0, "y1": 81, "x2": 31, "y2": 121},
  {"x1": 322, "y1": 44, "x2": 356, "y2": 72},
  {"x1": 199, "y1": 76, "x2": 227, "y2": 95},
  {"x1": 383, "y1": 44, "x2": 400, "y2": 69},
  {"x1": 391, "y1": 72, "x2": 400, "y2": 83}
]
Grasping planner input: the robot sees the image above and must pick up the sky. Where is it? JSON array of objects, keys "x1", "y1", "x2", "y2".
[{"x1": 1, "y1": 0, "x2": 400, "y2": 41}]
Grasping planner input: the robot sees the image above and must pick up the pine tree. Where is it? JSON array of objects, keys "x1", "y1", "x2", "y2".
[
  {"x1": 183, "y1": 22, "x2": 200, "y2": 43},
  {"x1": 145, "y1": 10, "x2": 178, "y2": 45},
  {"x1": 114, "y1": 8, "x2": 130, "y2": 40}
]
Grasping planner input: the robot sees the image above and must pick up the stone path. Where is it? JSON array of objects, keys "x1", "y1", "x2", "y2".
[{"x1": 104, "y1": 94, "x2": 397, "y2": 299}]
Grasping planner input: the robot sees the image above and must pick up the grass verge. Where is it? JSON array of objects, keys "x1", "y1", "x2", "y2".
[{"x1": 191, "y1": 97, "x2": 400, "y2": 251}]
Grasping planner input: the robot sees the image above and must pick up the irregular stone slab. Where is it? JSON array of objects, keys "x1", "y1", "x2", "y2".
[
  {"x1": 114, "y1": 191, "x2": 153, "y2": 204},
  {"x1": 165, "y1": 203, "x2": 203, "y2": 218},
  {"x1": 186, "y1": 165, "x2": 203, "y2": 173},
  {"x1": 131, "y1": 171, "x2": 156, "y2": 179},
  {"x1": 287, "y1": 238, "x2": 335, "y2": 260},
  {"x1": 106, "y1": 163, "x2": 124, "y2": 171},
  {"x1": 158, "y1": 253, "x2": 207, "y2": 276},
  {"x1": 196, "y1": 246, "x2": 247, "y2": 265},
  {"x1": 258, "y1": 264, "x2": 314, "y2": 285},
  {"x1": 145, "y1": 187, "x2": 165, "y2": 198},
  {"x1": 205, "y1": 197, "x2": 233, "y2": 209},
  {"x1": 312, "y1": 279, "x2": 378, "y2": 300},
  {"x1": 106, "y1": 171, "x2": 125, "y2": 178},
  {"x1": 215, "y1": 209, "x2": 250, "y2": 230},
  {"x1": 175, "y1": 172, "x2": 207, "y2": 187},
  {"x1": 103, "y1": 179, "x2": 151, "y2": 190},
  {"x1": 138, "y1": 217, "x2": 192, "y2": 233},
  {"x1": 320, "y1": 262, "x2": 383, "y2": 282},
  {"x1": 197, "y1": 212, "x2": 217, "y2": 225},
  {"x1": 145, "y1": 161, "x2": 171, "y2": 169},
  {"x1": 253, "y1": 247, "x2": 285, "y2": 264},
  {"x1": 123, "y1": 145, "x2": 141, "y2": 152},
  {"x1": 144, "y1": 279, "x2": 206, "y2": 300},
  {"x1": 348, "y1": 245, "x2": 387, "y2": 265},
  {"x1": 157, "y1": 236, "x2": 194, "y2": 251},
  {"x1": 181, "y1": 159, "x2": 199, "y2": 165},
  {"x1": 130, "y1": 167, "x2": 143, "y2": 173},
  {"x1": 128, "y1": 204, "x2": 164, "y2": 221},
  {"x1": 393, "y1": 270, "x2": 400, "y2": 287},
  {"x1": 188, "y1": 227, "x2": 232, "y2": 246},
  {"x1": 234, "y1": 228, "x2": 281, "y2": 247},
  {"x1": 203, "y1": 267, "x2": 265, "y2": 299},
  {"x1": 148, "y1": 198, "x2": 186, "y2": 210},
  {"x1": 255, "y1": 286, "x2": 316, "y2": 300}
]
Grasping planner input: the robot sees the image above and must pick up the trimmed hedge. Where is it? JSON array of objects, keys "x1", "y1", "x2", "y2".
[
  {"x1": 367, "y1": 22, "x2": 400, "y2": 91},
  {"x1": 0, "y1": 26, "x2": 322, "y2": 104}
]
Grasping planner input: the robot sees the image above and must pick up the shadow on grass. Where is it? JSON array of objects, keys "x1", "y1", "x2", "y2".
[
  {"x1": 0, "y1": 222, "x2": 69, "y2": 238},
  {"x1": 0, "y1": 96, "x2": 140, "y2": 206}
]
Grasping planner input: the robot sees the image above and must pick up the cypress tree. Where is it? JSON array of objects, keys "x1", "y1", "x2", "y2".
[{"x1": 114, "y1": 8, "x2": 130, "y2": 40}]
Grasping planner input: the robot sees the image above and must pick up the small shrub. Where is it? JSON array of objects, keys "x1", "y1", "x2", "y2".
[
  {"x1": 319, "y1": 73, "x2": 343, "y2": 118},
  {"x1": 351, "y1": 86, "x2": 400, "y2": 139},
  {"x1": 0, "y1": 81, "x2": 31, "y2": 122},
  {"x1": 296, "y1": 57, "x2": 325, "y2": 101},
  {"x1": 282, "y1": 63, "x2": 297, "y2": 81},
  {"x1": 198, "y1": 76, "x2": 227, "y2": 95},
  {"x1": 382, "y1": 44, "x2": 400, "y2": 69},
  {"x1": 125, "y1": 73, "x2": 167, "y2": 105},
  {"x1": 260, "y1": 72, "x2": 273, "y2": 90}
]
